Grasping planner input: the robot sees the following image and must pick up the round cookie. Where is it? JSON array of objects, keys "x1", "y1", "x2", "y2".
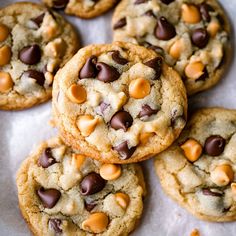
[
  {"x1": 0, "y1": 2, "x2": 79, "y2": 110},
  {"x1": 16, "y1": 137, "x2": 146, "y2": 235},
  {"x1": 155, "y1": 108, "x2": 236, "y2": 221},
  {"x1": 112, "y1": 0, "x2": 231, "y2": 95},
  {"x1": 43, "y1": 0, "x2": 118, "y2": 19},
  {"x1": 52, "y1": 41, "x2": 187, "y2": 164}
]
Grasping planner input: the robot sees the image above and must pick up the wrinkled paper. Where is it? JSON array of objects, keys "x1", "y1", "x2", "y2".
[{"x1": 0, "y1": 0, "x2": 235, "y2": 235}]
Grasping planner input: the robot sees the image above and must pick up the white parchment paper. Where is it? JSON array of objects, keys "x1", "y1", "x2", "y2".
[{"x1": 0, "y1": 0, "x2": 235, "y2": 235}]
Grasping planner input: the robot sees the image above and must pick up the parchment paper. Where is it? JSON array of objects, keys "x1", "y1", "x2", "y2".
[{"x1": 0, "y1": 0, "x2": 235, "y2": 235}]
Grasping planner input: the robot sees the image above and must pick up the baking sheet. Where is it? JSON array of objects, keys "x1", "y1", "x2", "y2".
[{"x1": 0, "y1": 0, "x2": 235, "y2": 235}]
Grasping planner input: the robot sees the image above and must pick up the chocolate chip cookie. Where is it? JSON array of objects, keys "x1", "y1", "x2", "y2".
[
  {"x1": 0, "y1": 2, "x2": 79, "y2": 110},
  {"x1": 43, "y1": 0, "x2": 118, "y2": 19},
  {"x1": 52, "y1": 42, "x2": 187, "y2": 163},
  {"x1": 155, "y1": 108, "x2": 236, "y2": 221},
  {"x1": 17, "y1": 137, "x2": 146, "y2": 235},
  {"x1": 112, "y1": 0, "x2": 231, "y2": 95}
]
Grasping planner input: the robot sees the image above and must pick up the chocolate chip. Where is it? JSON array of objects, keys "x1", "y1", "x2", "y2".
[
  {"x1": 31, "y1": 13, "x2": 45, "y2": 28},
  {"x1": 196, "y1": 67, "x2": 208, "y2": 81},
  {"x1": 113, "y1": 141, "x2": 136, "y2": 160},
  {"x1": 37, "y1": 187, "x2": 61, "y2": 209},
  {"x1": 160, "y1": 0, "x2": 175, "y2": 4},
  {"x1": 38, "y1": 148, "x2": 56, "y2": 168},
  {"x1": 204, "y1": 135, "x2": 226, "y2": 156},
  {"x1": 80, "y1": 172, "x2": 106, "y2": 196},
  {"x1": 138, "y1": 104, "x2": 158, "y2": 118},
  {"x1": 154, "y1": 17, "x2": 176, "y2": 40},
  {"x1": 191, "y1": 28, "x2": 209, "y2": 49},
  {"x1": 52, "y1": 0, "x2": 69, "y2": 9},
  {"x1": 113, "y1": 18, "x2": 127, "y2": 29},
  {"x1": 110, "y1": 111, "x2": 133, "y2": 131},
  {"x1": 144, "y1": 57, "x2": 162, "y2": 80},
  {"x1": 199, "y1": 3, "x2": 212, "y2": 22},
  {"x1": 99, "y1": 102, "x2": 109, "y2": 114},
  {"x1": 85, "y1": 201, "x2": 96, "y2": 212},
  {"x1": 144, "y1": 10, "x2": 156, "y2": 18},
  {"x1": 79, "y1": 56, "x2": 97, "y2": 79},
  {"x1": 96, "y1": 62, "x2": 120, "y2": 83},
  {"x1": 110, "y1": 51, "x2": 128, "y2": 65},
  {"x1": 18, "y1": 45, "x2": 41, "y2": 65},
  {"x1": 49, "y1": 219, "x2": 62, "y2": 233},
  {"x1": 146, "y1": 44, "x2": 164, "y2": 55},
  {"x1": 134, "y1": 0, "x2": 148, "y2": 4},
  {"x1": 202, "y1": 188, "x2": 223, "y2": 197},
  {"x1": 23, "y1": 70, "x2": 45, "y2": 86}
]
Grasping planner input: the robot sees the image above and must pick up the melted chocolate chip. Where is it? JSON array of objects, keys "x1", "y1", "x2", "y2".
[
  {"x1": 52, "y1": 0, "x2": 69, "y2": 9},
  {"x1": 144, "y1": 10, "x2": 156, "y2": 18},
  {"x1": 31, "y1": 13, "x2": 45, "y2": 28},
  {"x1": 134, "y1": 0, "x2": 148, "y2": 4},
  {"x1": 191, "y1": 28, "x2": 209, "y2": 49},
  {"x1": 138, "y1": 104, "x2": 158, "y2": 118},
  {"x1": 113, "y1": 18, "x2": 127, "y2": 29},
  {"x1": 23, "y1": 70, "x2": 45, "y2": 86},
  {"x1": 202, "y1": 188, "x2": 223, "y2": 197},
  {"x1": 204, "y1": 135, "x2": 226, "y2": 156},
  {"x1": 146, "y1": 44, "x2": 164, "y2": 55},
  {"x1": 80, "y1": 172, "x2": 106, "y2": 196},
  {"x1": 96, "y1": 62, "x2": 120, "y2": 82},
  {"x1": 110, "y1": 111, "x2": 133, "y2": 131},
  {"x1": 113, "y1": 141, "x2": 136, "y2": 160},
  {"x1": 79, "y1": 56, "x2": 97, "y2": 79},
  {"x1": 38, "y1": 148, "x2": 56, "y2": 168},
  {"x1": 19, "y1": 45, "x2": 41, "y2": 65},
  {"x1": 199, "y1": 3, "x2": 213, "y2": 22},
  {"x1": 154, "y1": 17, "x2": 176, "y2": 40},
  {"x1": 196, "y1": 67, "x2": 208, "y2": 81},
  {"x1": 85, "y1": 201, "x2": 96, "y2": 211},
  {"x1": 37, "y1": 187, "x2": 61, "y2": 209},
  {"x1": 144, "y1": 57, "x2": 162, "y2": 80},
  {"x1": 110, "y1": 51, "x2": 128, "y2": 65},
  {"x1": 49, "y1": 219, "x2": 62, "y2": 233},
  {"x1": 160, "y1": 0, "x2": 175, "y2": 4}
]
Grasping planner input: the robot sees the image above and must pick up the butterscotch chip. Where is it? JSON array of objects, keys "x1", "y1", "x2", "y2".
[
  {"x1": 185, "y1": 61, "x2": 205, "y2": 80},
  {"x1": 181, "y1": 4, "x2": 201, "y2": 24},
  {"x1": 0, "y1": 45, "x2": 11, "y2": 66},
  {"x1": 190, "y1": 229, "x2": 200, "y2": 236},
  {"x1": 67, "y1": 84, "x2": 87, "y2": 104},
  {"x1": 72, "y1": 153, "x2": 86, "y2": 169},
  {"x1": 77, "y1": 115, "x2": 99, "y2": 137},
  {"x1": 0, "y1": 72, "x2": 13, "y2": 93},
  {"x1": 139, "y1": 132, "x2": 155, "y2": 145},
  {"x1": 169, "y1": 39, "x2": 183, "y2": 60},
  {"x1": 180, "y1": 139, "x2": 202, "y2": 162},
  {"x1": 0, "y1": 24, "x2": 10, "y2": 42},
  {"x1": 129, "y1": 78, "x2": 151, "y2": 99},
  {"x1": 211, "y1": 164, "x2": 234, "y2": 186},
  {"x1": 207, "y1": 21, "x2": 220, "y2": 37},
  {"x1": 100, "y1": 164, "x2": 121, "y2": 180},
  {"x1": 115, "y1": 192, "x2": 130, "y2": 209}
]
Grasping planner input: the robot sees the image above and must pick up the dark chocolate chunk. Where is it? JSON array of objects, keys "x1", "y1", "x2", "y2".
[
  {"x1": 37, "y1": 187, "x2": 61, "y2": 209},
  {"x1": 113, "y1": 141, "x2": 136, "y2": 160},
  {"x1": 52, "y1": 0, "x2": 69, "y2": 9},
  {"x1": 85, "y1": 201, "x2": 96, "y2": 212},
  {"x1": 49, "y1": 219, "x2": 62, "y2": 233},
  {"x1": 113, "y1": 18, "x2": 127, "y2": 29},
  {"x1": 160, "y1": 0, "x2": 175, "y2": 5},
  {"x1": 31, "y1": 13, "x2": 45, "y2": 28},
  {"x1": 38, "y1": 148, "x2": 56, "y2": 168},
  {"x1": 110, "y1": 50, "x2": 128, "y2": 65},
  {"x1": 154, "y1": 17, "x2": 176, "y2": 40},
  {"x1": 144, "y1": 57, "x2": 162, "y2": 80},
  {"x1": 23, "y1": 70, "x2": 45, "y2": 86},
  {"x1": 202, "y1": 188, "x2": 223, "y2": 197},
  {"x1": 79, "y1": 56, "x2": 97, "y2": 79},
  {"x1": 191, "y1": 28, "x2": 209, "y2": 49},
  {"x1": 80, "y1": 172, "x2": 106, "y2": 196},
  {"x1": 18, "y1": 45, "x2": 41, "y2": 65},
  {"x1": 96, "y1": 62, "x2": 120, "y2": 82},
  {"x1": 110, "y1": 111, "x2": 133, "y2": 131},
  {"x1": 138, "y1": 104, "x2": 159, "y2": 118},
  {"x1": 204, "y1": 135, "x2": 226, "y2": 156}
]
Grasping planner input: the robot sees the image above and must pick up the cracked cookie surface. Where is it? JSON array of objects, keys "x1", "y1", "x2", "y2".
[
  {"x1": 16, "y1": 137, "x2": 145, "y2": 236},
  {"x1": 155, "y1": 108, "x2": 236, "y2": 221},
  {"x1": 0, "y1": 2, "x2": 79, "y2": 110},
  {"x1": 52, "y1": 42, "x2": 187, "y2": 163},
  {"x1": 112, "y1": 0, "x2": 231, "y2": 95},
  {"x1": 43, "y1": 0, "x2": 118, "y2": 19}
]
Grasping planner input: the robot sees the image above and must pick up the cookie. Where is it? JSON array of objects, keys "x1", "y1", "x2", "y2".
[
  {"x1": 112, "y1": 0, "x2": 231, "y2": 95},
  {"x1": 0, "y1": 2, "x2": 79, "y2": 110},
  {"x1": 52, "y1": 41, "x2": 187, "y2": 164},
  {"x1": 155, "y1": 108, "x2": 236, "y2": 221},
  {"x1": 16, "y1": 137, "x2": 146, "y2": 235},
  {"x1": 43, "y1": 0, "x2": 118, "y2": 19}
]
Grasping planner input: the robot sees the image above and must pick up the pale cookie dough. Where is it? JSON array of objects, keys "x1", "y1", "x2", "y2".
[
  {"x1": 0, "y1": 2, "x2": 79, "y2": 110},
  {"x1": 112, "y1": 0, "x2": 231, "y2": 95},
  {"x1": 155, "y1": 108, "x2": 236, "y2": 221},
  {"x1": 43, "y1": 0, "x2": 118, "y2": 19},
  {"x1": 52, "y1": 42, "x2": 187, "y2": 164},
  {"x1": 17, "y1": 137, "x2": 146, "y2": 236}
]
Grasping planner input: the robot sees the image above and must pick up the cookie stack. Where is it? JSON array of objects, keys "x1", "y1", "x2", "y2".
[{"x1": 0, "y1": 0, "x2": 231, "y2": 235}]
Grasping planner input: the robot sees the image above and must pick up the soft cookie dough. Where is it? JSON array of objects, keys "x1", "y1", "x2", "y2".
[
  {"x1": 43, "y1": 0, "x2": 118, "y2": 19},
  {"x1": 0, "y1": 2, "x2": 79, "y2": 110},
  {"x1": 52, "y1": 42, "x2": 187, "y2": 163},
  {"x1": 155, "y1": 108, "x2": 236, "y2": 221},
  {"x1": 17, "y1": 137, "x2": 146, "y2": 236},
  {"x1": 112, "y1": 0, "x2": 231, "y2": 95}
]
